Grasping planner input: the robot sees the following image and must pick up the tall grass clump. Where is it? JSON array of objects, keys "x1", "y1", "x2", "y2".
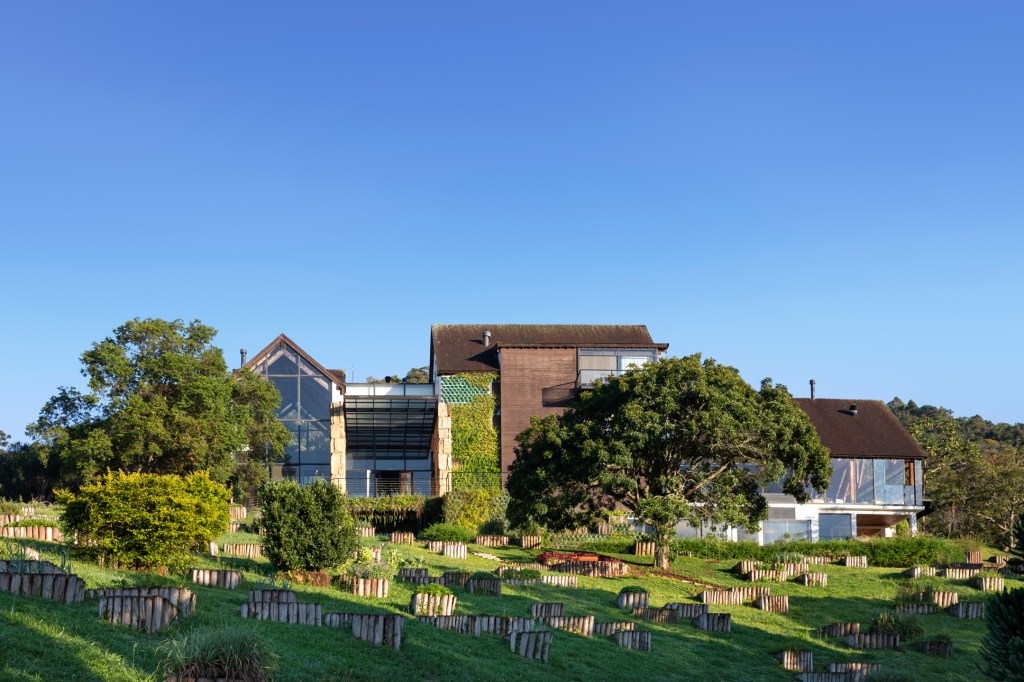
[{"x1": 159, "y1": 626, "x2": 277, "y2": 682}]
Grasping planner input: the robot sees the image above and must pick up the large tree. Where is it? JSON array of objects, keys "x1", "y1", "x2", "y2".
[
  {"x1": 507, "y1": 354, "x2": 832, "y2": 568},
  {"x1": 28, "y1": 318, "x2": 289, "y2": 492}
]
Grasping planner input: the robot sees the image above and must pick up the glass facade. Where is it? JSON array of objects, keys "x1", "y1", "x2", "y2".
[
  {"x1": 344, "y1": 396, "x2": 435, "y2": 497},
  {"x1": 824, "y1": 458, "x2": 922, "y2": 505},
  {"x1": 252, "y1": 344, "x2": 333, "y2": 484}
]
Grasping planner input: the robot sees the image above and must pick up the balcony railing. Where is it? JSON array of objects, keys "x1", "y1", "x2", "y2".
[{"x1": 577, "y1": 369, "x2": 627, "y2": 388}]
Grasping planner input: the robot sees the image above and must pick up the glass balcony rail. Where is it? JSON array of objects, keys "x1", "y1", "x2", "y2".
[{"x1": 577, "y1": 368, "x2": 627, "y2": 388}]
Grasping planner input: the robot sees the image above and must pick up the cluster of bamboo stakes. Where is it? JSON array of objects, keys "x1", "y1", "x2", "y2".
[
  {"x1": 190, "y1": 568, "x2": 242, "y2": 589},
  {"x1": 529, "y1": 602, "x2": 565, "y2": 618},
  {"x1": 550, "y1": 560, "x2": 629, "y2": 578},
  {"x1": 352, "y1": 614, "x2": 404, "y2": 649},
  {"x1": 0, "y1": 526, "x2": 63, "y2": 542},
  {"x1": 0, "y1": 572, "x2": 84, "y2": 603},
  {"x1": 86, "y1": 587, "x2": 195, "y2": 615},
  {"x1": 98, "y1": 595, "x2": 179, "y2": 633},
  {"x1": 845, "y1": 633, "x2": 900, "y2": 649},
  {"x1": 615, "y1": 591, "x2": 649, "y2": 609},
  {"x1": 777, "y1": 650, "x2": 813, "y2": 672},
  {"x1": 509, "y1": 630, "x2": 552, "y2": 662},
  {"x1": 222, "y1": 543, "x2": 263, "y2": 559},
  {"x1": 474, "y1": 535, "x2": 509, "y2": 547},
  {"x1": 613, "y1": 630, "x2": 651, "y2": 651}
]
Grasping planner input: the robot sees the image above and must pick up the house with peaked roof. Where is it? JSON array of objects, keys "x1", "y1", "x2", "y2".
[
  {"x1": 684, "y1": 398, "x2": 927, "y2": 543},
  {"x1": 429, "y1": 324, "x2": 670, "y2": 483}
]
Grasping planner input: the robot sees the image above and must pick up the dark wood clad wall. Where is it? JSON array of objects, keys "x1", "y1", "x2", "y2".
[{"x1": 498, "y1": 347, "x2": 577, "y2": 474}]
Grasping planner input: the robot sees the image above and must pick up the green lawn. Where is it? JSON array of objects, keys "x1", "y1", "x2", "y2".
[{"x1": 1, "y1": 536, "x2": 1019, "y2": 682}]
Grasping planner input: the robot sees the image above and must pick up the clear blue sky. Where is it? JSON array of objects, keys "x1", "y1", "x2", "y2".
[{"x1": 2, "y1": 2, "x2": 1022, "y2": 439}]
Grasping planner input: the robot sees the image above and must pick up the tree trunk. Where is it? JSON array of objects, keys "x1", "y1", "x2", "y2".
[{"x1": 654, "y1": 534, "x2": 671, "y2": 570}]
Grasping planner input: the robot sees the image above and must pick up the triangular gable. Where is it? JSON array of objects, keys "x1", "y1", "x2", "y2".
[{"x1": 245, "y1": 333, "x2": 344, "y2": 388}]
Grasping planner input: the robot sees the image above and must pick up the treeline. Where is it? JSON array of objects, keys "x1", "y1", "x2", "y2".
[{"x1": 888, "y1": 397, "x2": 1024, "y2": 547}]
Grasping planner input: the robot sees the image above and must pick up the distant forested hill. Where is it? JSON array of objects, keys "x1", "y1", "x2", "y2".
[{"x1": 888, "y1": 397, "x2": 1024, "y2": 545}]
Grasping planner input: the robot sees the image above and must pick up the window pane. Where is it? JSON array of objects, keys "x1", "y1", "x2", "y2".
[
  {"x1": 267, "y1": 350, "x2": 299, "y2": 375},
  {"x1": 273, "y1": 377, "x2": 299, "y2": 420},
  {"x1": 819, "y1": 514, "x2": 852, "y2": 540},
  {"x1": 298, "y1": 421, "x2": 331, "y2": 465},
  {"x1": 763, "y1": 520, "x2": 810, "y2": 543},
  {"x1": 299, "y1": 375, "x2": 331, "y2": 420}
]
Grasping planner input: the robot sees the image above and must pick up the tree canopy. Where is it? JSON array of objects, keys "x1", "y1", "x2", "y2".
[
  {"x1": 506, "y1": 354, "x2": 832, "y2": 567},
  {"x1": 890, "y1": 397, "x2": 1024, "y2": 546},
  {"x1": 28, "y1": 318, "x2": 290, "y2": 494}
]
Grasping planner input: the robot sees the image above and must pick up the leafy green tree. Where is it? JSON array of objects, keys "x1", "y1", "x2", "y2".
[
  {"x1": 0, "y1": 440, "x2": 57, "y2": 500},
  {"x1": 980, "y1": 587, "x2": 1024, "y2": 680},
  {"x1": 28, "y1": 318, "x2": 289, "y2": 490},
  {"x1": 258, "y1": 479, "x2": 357, "y2": 571},
  {"x1": 403, "y1": 366, "x2": 430, "y2": 383},
  {"x1": 507, "y1": 355, "x2": 832, "y2": 569},
  {"x1": 908, "y1": 415, "x2": 984, "y2": 538},
  {"x1": 1012, "y1": 510, "x2": 1024, "y2": 560}
]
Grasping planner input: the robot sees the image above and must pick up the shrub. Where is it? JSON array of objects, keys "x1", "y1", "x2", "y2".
[
  {"x1": 57, "y1": 471, "x2": 229, "y2": 573},
  {"x1": 549, "y1": 533, "x2": 636, "y2": 555},
  {"x1": 420, "y1": 523, "x2": 476, "y2": 543},
  {"x1": 159, "y1": 626, "x2": 277, "y2": 682},
  {"x1": 770, "y1": 551, "x2": 805, "y2": 565},
  {"x1": 347, "y1": 562, "x2": 396, "y2": 580},
  {"x1": 258, "y1": 479, "x2": 356, "y2": 572},
  {"x1": 670, "y1": 535, "x2": 963, "y2": 567},
  {"x1": 980, "y1": 584, "x2": 1024, "y2": 679},
  {"x1": 894, "y1": 520, "x2": 911, "y2": 537},
  {"x1": 442, "y1": 488, "x2": 506, "y2": 531},
  {"x1": 5, "y1": 519, "x2": 59, "y2": 528},
  {"x1": 471, "y1": 570, "x2": 498, "y2": 580},
  {"x1": 501, "y1": 568, "x2": 541, "y2": 581},
  {"x1": 869, "y1": 611, "x2": 924, "y2": 640},
  {"x1": 414, "y1": 583, "x2": 453, "y2": 596},
  {"x1": 0, "y1": 499, "x2": 21, "y2": 515},
  {"x1": 344, "y1": 494, "x2": 432, "y2": 530}
]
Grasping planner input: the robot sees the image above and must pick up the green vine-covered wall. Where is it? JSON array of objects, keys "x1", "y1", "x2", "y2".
[{"x1": 443, "y1": 372, "x2": 500, "y2": 490}]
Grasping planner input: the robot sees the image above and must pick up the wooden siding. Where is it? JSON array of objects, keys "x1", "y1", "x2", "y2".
[{"x1": 498, "y1": 347, "x2": 577, "y2": 474}]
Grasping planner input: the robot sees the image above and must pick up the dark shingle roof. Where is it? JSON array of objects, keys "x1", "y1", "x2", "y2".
[
  {"x1": 794, "y1": 398, "x2": 926, "y2": 460},
  {"x1": 430, "y1": 324, "x2": 667, "y2": 374}
]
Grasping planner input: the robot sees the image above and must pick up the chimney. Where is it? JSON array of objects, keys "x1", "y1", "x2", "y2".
[
  {"x1": 483, "y1": 330, "x2": 492, "y2": 347},
  {"x1": 240, "y1": 348, "x2": 248, "y2": 367},
  {"x1": 810, "y1": 379, "x2": 816, "y2": 400},
  {"x1": 849, "y1": 403, "x2": 858, "y2": 416}
]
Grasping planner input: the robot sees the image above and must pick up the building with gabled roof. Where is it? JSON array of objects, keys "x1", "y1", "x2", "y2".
[
  {"x1": 243, "y1": 328, "x2": 928, "y2": 542},
  {"x1": 430, "y1": 324, "x2": 670, "y2": 482}
]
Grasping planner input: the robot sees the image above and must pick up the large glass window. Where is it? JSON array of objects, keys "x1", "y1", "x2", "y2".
[
  {"x1": 819, "y1": 514, "x2": 853, "y2": 540},
  {"x1": 824, "y1": 458, "x2": 919, "y2": 505},
  {"x1": 253, "y1": 343, "x2": 334, "y2": 484},
  {"x1": 578, "y1": 349, "x2": 657, "y2": 386},
  {"x1": 762, "y1": 520, "x2": 810, "y2": 544}
]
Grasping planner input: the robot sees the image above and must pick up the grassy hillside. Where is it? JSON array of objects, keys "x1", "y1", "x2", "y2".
[{"x1": 1, "y1": 536, "x2": 1020, "y2": 682}]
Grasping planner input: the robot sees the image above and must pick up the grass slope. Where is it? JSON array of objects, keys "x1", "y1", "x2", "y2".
[{"x1": 1, "y1": 537, "x2": 1019, "y2": 682}]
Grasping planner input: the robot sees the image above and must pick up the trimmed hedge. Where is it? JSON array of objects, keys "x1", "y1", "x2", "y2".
[
  {"x1": 420, "y1": 523, "x2": 476, "y2": 543},
  {"x1": 671, "y1": 536, "x2": 964, "y2": 568}
]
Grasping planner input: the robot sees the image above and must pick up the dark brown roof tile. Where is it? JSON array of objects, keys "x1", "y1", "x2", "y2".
[
  {"x1": 430, "y1": 324, "x2": 667, "y2": 374},
  {"x1": 794, "y1": 398, "x2": 926, "y2": 460}
]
